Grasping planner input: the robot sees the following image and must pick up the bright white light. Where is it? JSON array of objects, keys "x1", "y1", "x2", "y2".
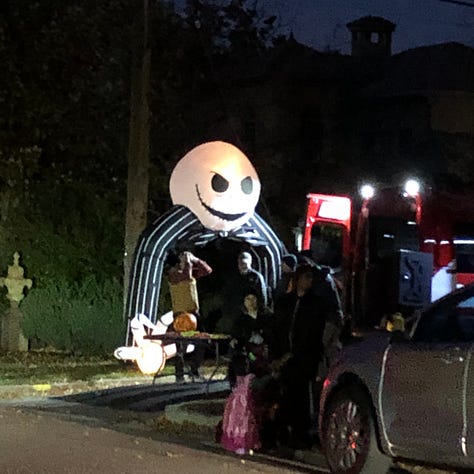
[
  {"x1": 404, "y1": 179, "x2": 420, "y2": 197},
  {"x1": 360, "y1": 184, "x2": 375, "y2": 200},
  {"x1": 318, "y1": 199, "x2": 351, "y2": 222},
  {"x1": 136, "y1": 342, "x2": 166, "y2": 375}
]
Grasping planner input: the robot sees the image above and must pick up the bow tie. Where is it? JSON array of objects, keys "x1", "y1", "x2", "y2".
[{"x1": 182, "y1": 222, "x2": 268, "y2": 247}]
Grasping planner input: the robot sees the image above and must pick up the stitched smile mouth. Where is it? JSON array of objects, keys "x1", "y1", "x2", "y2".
[{"x1": 196, "y1": 185, "x2": 246, "y2": 221}]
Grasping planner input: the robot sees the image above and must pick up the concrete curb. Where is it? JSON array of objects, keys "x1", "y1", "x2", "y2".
[{"x1": 0, "y1": 376, "x2": 156, "y2": 399}]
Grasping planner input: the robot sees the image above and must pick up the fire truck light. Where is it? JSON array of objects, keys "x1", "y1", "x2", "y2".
[
  {"x1": 317, "y1": 199, "x2": 351, "y2": 222},
  {"x1": 454, "y1": 239, "x2": 474, "y2": 245},
  {"x1": 404, "y1": 179, "x2": 420, "y2": 197},
  {"x1": 360, "y1": 184, "x2": 375, "y2": 200}
]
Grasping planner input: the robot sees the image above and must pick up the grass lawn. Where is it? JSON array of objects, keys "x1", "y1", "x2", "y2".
[{"x1": 0, "y1": 351, "x2": 174, "y2": 386}]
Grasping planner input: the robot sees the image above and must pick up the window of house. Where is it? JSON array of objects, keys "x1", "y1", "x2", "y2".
[{"x1": 370, "y1": 32, "x2": 380, "y2": 44}]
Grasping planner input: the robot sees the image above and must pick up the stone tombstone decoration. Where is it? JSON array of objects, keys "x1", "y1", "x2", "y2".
[{"x1": 0, "y1": 252, "x2": 32, "y2": 352}]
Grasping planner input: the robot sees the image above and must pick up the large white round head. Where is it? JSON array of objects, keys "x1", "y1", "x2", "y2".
[{"x1": 169, "y1": 141, "x2": 261, "y2": 231}]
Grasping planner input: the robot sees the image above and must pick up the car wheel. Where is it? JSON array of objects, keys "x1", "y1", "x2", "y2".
[{"x1": 321, "y1": 386, "x2": 392, "y2": 474}]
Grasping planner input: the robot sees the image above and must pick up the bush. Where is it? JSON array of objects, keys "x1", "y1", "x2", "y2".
[
  {"x1": 0, "y1": 181, "x2": 124, "y2": 288},
  {"x1": 21, "y1": 277, "x2": 124, "y2": 355}
]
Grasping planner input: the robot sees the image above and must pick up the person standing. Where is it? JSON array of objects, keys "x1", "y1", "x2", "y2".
[
  {"x1": 273, "y1": 254, "x2": 297, "y2": 302},
  {"x1": 219, "y1": 352, "x2": 261, "y2": 454},
  {"x1": 217, "y1": 251, "x2": 268, "y2": 334},
  {"x1": 271, "y1": 264, "x2": 328, "y2": 448},
  {"x1": 167, "y1": 250, "x2": 212, "y2": 316},
  {"x1": 298, "y1": 249, "x2": 346, "y2": 363},
  {"x1": 167, "y1": 250, "x2": 212, "y2": 381},
  {"x1": 228, "y1": 293, "x2": 273, "y2": 385},
  {"x1": 236, "y1": 251, "x2": 268, "y2": 309},
  {"x1": 231, "y1": 294, "x2": 273, "y2": 349}
]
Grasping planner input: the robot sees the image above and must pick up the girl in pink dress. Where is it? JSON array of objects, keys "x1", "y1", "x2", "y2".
[{"x1": 220, "y1": 353, "x2": 261, "y2": 454}]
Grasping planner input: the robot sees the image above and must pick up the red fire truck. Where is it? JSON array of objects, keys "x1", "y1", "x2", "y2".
[{"x1": 301, "y1": 180, "x2": 474, "y2": 330}]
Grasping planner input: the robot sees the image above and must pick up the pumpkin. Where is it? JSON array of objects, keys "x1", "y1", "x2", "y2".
[{"x1": 173, "y1": 312, "x2": 198, "y2": 333}]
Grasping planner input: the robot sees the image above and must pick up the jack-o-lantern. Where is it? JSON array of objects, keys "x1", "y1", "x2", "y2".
[
  {"x1": 169, "y1": 141, "x2": 261, "y2": 232},
  {"x1": 173, "y1": 312, "x2": 198, "y2": 333}
]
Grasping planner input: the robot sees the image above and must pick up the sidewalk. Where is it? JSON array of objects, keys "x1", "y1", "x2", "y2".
[
  {"x1": 0, "y1": 375, "x2": 157, "y2": 399},
  {"x1": 0, "y1": 359, "x2": 227, "y2": 399},
  {"x1": 0, "y1": 360, "x2": 230, "y2": 431}
]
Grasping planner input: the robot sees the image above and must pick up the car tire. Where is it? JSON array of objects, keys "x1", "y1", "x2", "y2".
[{"x1": 321, "y1": 385, "x2": 392, "y2": 474}]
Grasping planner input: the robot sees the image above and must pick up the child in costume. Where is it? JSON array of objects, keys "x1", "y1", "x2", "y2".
[{"x1": 220, "y1": 353, "x2": 261, "y2": 454}]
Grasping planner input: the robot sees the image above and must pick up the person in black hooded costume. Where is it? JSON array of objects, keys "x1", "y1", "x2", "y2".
[{"x1": 271, "y1": 264, "x2": 328, "y2": 448}]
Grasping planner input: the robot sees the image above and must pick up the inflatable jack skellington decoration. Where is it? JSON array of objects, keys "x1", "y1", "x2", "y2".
[{"x1": 115, "y1": 141, "x2": 286, "y2": 374}]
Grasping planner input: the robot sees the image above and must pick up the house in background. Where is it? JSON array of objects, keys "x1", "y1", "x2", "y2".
[{"x1": 151, "y1": 16, "x2": 474, "y2": 242}]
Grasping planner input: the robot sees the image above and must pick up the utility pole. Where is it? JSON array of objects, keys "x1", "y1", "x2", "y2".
[{"x1": 123, "y1": 0, "x2": 151, "y2": 320}]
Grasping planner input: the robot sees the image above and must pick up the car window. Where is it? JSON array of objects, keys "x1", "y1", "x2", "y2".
[
  {"x1": 456, "y1": 296, "x2": 474, "y2": 340},
  {"x1": 413, "y1": 306, "x2": 454, "y2": 342},
  {"x1": 413, "y1": 293, "x2": 474, "y2": 343},
  {"x1": 458, "y1": 296, "x2": 474, "y2": 309}
]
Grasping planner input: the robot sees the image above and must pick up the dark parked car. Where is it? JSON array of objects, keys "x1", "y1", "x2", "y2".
[{"x1": 319, "y1": 283, "x2": 474, "y2": 474}]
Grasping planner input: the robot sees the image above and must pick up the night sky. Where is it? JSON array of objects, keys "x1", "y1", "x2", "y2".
[{"x1": 263, "y1": 0, "x2": 474, "y2": 54}]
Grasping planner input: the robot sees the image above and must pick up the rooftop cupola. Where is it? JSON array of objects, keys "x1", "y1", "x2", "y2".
[{"x1": 346, "y1": 16, "x2": 396, "y2": 58}]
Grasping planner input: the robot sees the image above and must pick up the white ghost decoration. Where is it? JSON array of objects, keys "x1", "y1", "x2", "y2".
[{"x1": 169, "y1": 141, "x2": 261, "y2": 231}]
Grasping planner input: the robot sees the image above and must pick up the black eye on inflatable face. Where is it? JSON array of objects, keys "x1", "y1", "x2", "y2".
[
  {"x1": 241, "y1": 176, "x2": 253, "y2": 195},
  {"x1": 211, "y1": 173, "x2": 229, "y2": 193}
]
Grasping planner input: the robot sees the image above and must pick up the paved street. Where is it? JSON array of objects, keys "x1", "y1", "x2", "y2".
[
  {"x1": 0, "y1": 379, "x2": 329, "y2": 474},
  {"x1": 0, "y1": 405, "x2": 326, "y2": 473},
  {"x1": 0, "y1": 379, "x2": 456, "y2": 474}
]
